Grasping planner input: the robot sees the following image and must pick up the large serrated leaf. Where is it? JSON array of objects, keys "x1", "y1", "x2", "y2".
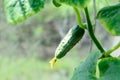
[
  {"x1": 4, "y1": 0, "x2": 44, "y2": 24},
  {"x1": 98, "y1": 57, "x2": 120, "y2": 80},
  {"x1": 71, "y1": 50, "x2": 102, "y2": 80},
  {"x1": 54, "y1": 0, "x2": 91, "y2": 8},
  {"x1": 97, "y1": 4, "x2": 120, "y2": 36}
]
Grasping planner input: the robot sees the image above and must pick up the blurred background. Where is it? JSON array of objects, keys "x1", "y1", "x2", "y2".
[{"x1": 0, "y1": 0, "x2": 119, "y2": 80}]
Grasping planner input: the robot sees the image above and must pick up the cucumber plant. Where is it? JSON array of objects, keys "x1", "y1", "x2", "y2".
[{"x1": 3, "y1": 0, "x2": 120, "y2": 80}]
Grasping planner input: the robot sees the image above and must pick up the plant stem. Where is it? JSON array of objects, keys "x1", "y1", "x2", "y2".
[
  {"x1": 89, "y1": 0, "x2": 97, "y2": 52},
  {"x1": 105, "y1": 42, "x2": 120, "y2": 57},
  {"x1": 84, "y1": 7, "x2": 105, "y2": 53},
  {"x1": 73, "y1": 7, "x2": 86, "y2": 29}
]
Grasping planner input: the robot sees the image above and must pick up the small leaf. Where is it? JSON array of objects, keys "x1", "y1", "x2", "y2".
[
  {"x1": 4, "y1": 0, "x2": 44, "y2": 24},
  {"x1": 97, "y1": 4, "x2": 120, "y2": 36},
  {"x1": 71, "y1": 50, "x2": 102, "y2": 80},
  {"x1": 98, "y1": 57, "x2": 120, "y2": 80},
  {"x1": 55, "y1": 0, "x2": 91, "y2": 8}
]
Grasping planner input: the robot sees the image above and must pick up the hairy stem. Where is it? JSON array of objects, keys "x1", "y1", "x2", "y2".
[
  {"x1": 84, "y1": 7, "x2": 105, "y2": 53},
  {"x1": 105, "y1": 42, "x2": 120, "y2": 57},
  {"x1": 73, "y1": 7, "x2": 86, "y2": 29}
]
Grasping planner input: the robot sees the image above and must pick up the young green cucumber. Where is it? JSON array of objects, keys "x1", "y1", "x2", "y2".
[
  {"x1": 50, "y1": 25, "x2": 85, "y2": 69},
  {"x1": 52, "y1": 0, "x2": 61, "y2": 7},
  {"x1": 55, "y1": 25, "x2": 85, "y2": 59}
]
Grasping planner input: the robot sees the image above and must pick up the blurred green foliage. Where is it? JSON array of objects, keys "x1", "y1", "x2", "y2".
[{"x1": 0, "y1": 54, "x2": 82, "y2": 80}]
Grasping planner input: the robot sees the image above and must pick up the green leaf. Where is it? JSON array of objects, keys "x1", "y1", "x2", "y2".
[
  {"x1": 55, "y1": 0, "x2": 91, "y2": 8},
  {"x1": 98, "y1": 57, "x2": 120, "y2": 80},
  {"x1": 97, "y1": 4, "x2": 120, "y2": 36},
  {"x1": 4, "y1": 0, "x2": 44, "y2": 24},
  {"x1": 71, "y1": 50, "x2": 102, "y2": 80}
]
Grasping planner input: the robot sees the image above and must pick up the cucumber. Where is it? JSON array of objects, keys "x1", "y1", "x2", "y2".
[
  {"x1": 55, "y1": 25, "x2": 85, "y2": 59},
  {"x1": 50, "y1": 25, "x2": 85, "y2": 69},
  {"x1": 53, "y1": 0, "x2": 61, "y2": 7}
]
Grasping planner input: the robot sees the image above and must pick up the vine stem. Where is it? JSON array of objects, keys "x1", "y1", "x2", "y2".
[
  {"x1": 84, "y1": 7, "x2": 105, "y2": 53},
  {"x1": 105, "y1": 42, "x2": 120, "y2": 57},
  {"x1": 73, "y1": 7, "x2": 86, "y2": 29},
  {"x1": 89, "y1": 0, "x2": 97, "y2": 52}
]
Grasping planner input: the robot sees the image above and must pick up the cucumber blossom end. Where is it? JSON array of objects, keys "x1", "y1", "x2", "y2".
[{"x1": 49, "y1": 57, "x2": 57, "y2": 69}]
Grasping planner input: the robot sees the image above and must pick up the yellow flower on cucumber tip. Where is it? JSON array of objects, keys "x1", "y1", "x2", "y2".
[{"x1": 49, "y1": 57, "x2": 57, "y2": 69}]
